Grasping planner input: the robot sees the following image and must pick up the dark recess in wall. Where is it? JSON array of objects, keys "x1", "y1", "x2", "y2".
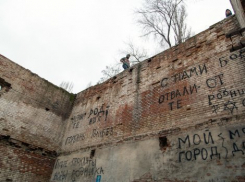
[
  {"x1": 90, "y1": 149, "x2": 96, "y2": 158},
  {"x1": 159, "y1": 136, "x2": 168, "y2": 151}
]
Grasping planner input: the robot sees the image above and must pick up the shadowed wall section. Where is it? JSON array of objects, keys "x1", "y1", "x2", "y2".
[{"x1": 0, "y1": 55, "x2": 75, "y2": 181}]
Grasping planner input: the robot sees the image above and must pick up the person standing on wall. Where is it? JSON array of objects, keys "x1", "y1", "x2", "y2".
[
  {"x1": 225, "y1": 9, "x2": 232, "y2": 17},
  {"x1": 120, "y1": 54, "x2": 130, "y2": 70}
]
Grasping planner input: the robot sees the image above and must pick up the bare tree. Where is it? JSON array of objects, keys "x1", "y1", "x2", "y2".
[
  {"x1": 136, "y1": 0, "x2": 191, "y2": 48},
  {"x1": 172, "y1": 4, "x2": 191, "y2": 44},
  {"x1": 98, "y1": 64, "x2": 122, "y2": 83},
  {"x1": 59, "y1": 81, "x2": 74, "y2": 92},
  {"x1": 86, "y1": 82, "x2": 92, "y2": 89}
]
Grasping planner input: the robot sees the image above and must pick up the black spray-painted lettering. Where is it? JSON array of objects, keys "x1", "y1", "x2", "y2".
[
  {"x1": 179, "y1": 151, "x2": 185, "y2": 162},
  {"x1": 219, "y1": 48, "x2": 245, "y2": 67},
  {"x1": 89, "y1": 105, "x2": 110, "y2": 125},
  {"x1": 161, "y1": 78, "x2": 168, "y2": 88},
  {"x1": 92, "y1": 127, "x2": 113, "y2": 138},
  {"x1": 232, "y1": 143, "x2": 244, "y2": 156},
  {"x1": 193, "y1": 134, "x2": 201, "y2": 145},
  {"x1": 206, "y1": 74, "x2": 224, "y2": 88},
  {"x1": 71, "y1": 157, "x2": 96, "y2": 167},
  {"x1": 219, "y1": 57, "x2": 229, "y2": 67},
  {"x1": 55, "y1": 159, "x2": 68, "y2": 169},
  {"x1": 178, "y1": 147, "x2": 220, "y2": 162},
  {"x1": 168, "y1": 100, "x2": 182, "y2": 110},
  {"x1": 208, "y1": 88, "x2": 244, "y2": 105},
  {"x1": 224, "y1": 100, "x2": 238, "y2": 114},
  {"x1": 159, "y1": 84, "x2": 199, "y2": 104},
  {"x1": 193, "y1": 148, "x2": 200, "y2": 160},
  {"x1": 178, "y1": 127, "x2": 245, "y2": 163},
  {"x1": 229, "y1": 129, "x2": 240, "y2": 139},
  {"x1": 185, "y1": 151, "x2": 192, "y2": 161},
  {"x1": 160, "y1": 63, "x2": 208, "y2": 88},
  {"x1": 172, "y1": 64, "x2": 208, "y2": 83},
  {"x1": 71, "y1": 167, "x2": 104, "y2": 179},
  {"x1": 65, "y1": 133, "x2": 85, "y2": 145},
  {"x1": 71, "y1": 113, "x2": 86, "y2": 129},
  {"x1": 218, "y1": 133, "x2": 228, "y2": 159},
  {"x1": 203, "y1": 132, "x2": 214, "y2": 145},
  {"x1": 178, "y1": 135, "x2": 191, "y2": 149},
  {"x1": 242, "y1": 99, "x2": 245, "y2": 106},
  {"x1": 178, "y1": 132, "x2": 214, "y2": 149},
  {"x1": 210, "y1": 146, "x2": 220, "y2": 159},
  {"x1": 52, "y1": 170, "x2": 68, "y2": 181},
  {"x1": 201, "y1": 148, "x2": 208, "y2": 160},
  {"x1": 212, "y1": 105, "x2": 219, "y2": 114},
  {"x1": 177, "y1": 100, "x2": 182, "y2": 109},
  {"x1": 208, "y1": 95, "x2": 215, "y2": 105}
]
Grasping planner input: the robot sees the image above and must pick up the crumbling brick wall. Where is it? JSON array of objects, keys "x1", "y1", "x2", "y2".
[
  {"x1": 51, "y1": 16, "x2": 245, "y2": 182},
  {"x1": 0, "y1": 55, "x2": 75, "y2": 181},
  {"x1": 0, "y1": 15, "x2": 244, "y2": 182}
]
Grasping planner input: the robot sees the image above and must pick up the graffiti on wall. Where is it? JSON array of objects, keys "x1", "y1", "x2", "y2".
[
  {"x1": 207, "y1": 48, "x2": 245, "y2": 115},
  {"x1": 177, "y1": 127, "x2": 245, "y2": 162},
  {"x1": 158, "y1": 48, "x2": 245, "y2": 114},
  {"x1": 159, "y1": 84, "x2": 200, "y2": 110},
  {"x1": 159, "y1": 63, "x2": 207, "y2": 111},
  {"x1": 64, "y1": 104, "x2": 112, "y2": 146},
  {"x1": 64, "y1": 126, "x2": 114, "y2": 146},
  {"x1": 92, "y1": 127, "x2": 113, "y2": 138},
  {"x1": 88, "y1": 105, "x2": 110, "y2": 125},
  {"x1": 52, "y1": 156, "x2": 104, "y2": 182},
  {"x1": 65, "y1": 133, "x2": 85, "y2": 145},
  {"x1": 70, "y1": 104, "x2": 110, "y2": 129},
  {"x1": 219, "y1": 49, "x2": 245, "y2": 68}
]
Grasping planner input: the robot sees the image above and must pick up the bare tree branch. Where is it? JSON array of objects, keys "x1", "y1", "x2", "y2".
[
  {"x1": 136, "y1": 0, "x2": 192, "y2": 48},
  {"x1": 60, "y1": 81, "x2": 74, "y2": 92},
  {"x1": 98, "y1": 64, "x2": 122, "y2": 84}
]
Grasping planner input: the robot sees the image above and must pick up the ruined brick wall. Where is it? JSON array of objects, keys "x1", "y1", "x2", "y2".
[
  {"x1": 0, "y1": 55, "x2": 75, "y2": 181},
  {"x1": 51, "y1": 15, "x2": 245, "y2": 182}
]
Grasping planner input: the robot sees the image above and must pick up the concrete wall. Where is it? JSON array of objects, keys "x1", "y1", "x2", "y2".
[
  {"x1": 52, "y1": 125, "x2": 245, "y2": 182},
  {"x1": 51, "y1": 16, "x2": 245, "y2": 181},
  {"x1": 230, "y1": 0, "x2": 245, "y2": 28},
  {"x1": 0, "y1": 55, "x2": 75, "y2": 181}
]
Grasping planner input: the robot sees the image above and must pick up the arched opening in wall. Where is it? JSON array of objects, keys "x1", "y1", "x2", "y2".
[
  {"x1": 90, "y1": 149, "x2": 96, "y2": 158},
  {"x1": 159, "y1": 136, "x2": 169, "y2": 151},
  {"x1": 45, "y1": 108, "x2": 50, "y2": 111}
]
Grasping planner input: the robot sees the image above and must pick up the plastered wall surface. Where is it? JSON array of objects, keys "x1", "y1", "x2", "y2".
[
  {"x1": 52, "y1": 125, "x2": 245, "y2": 182},
  {"x1": 51, "y1": 16, "x2": 245, "y2": 182},
  {"x1": 0, "y1": 56, "x2": 74, "y2": 181}
]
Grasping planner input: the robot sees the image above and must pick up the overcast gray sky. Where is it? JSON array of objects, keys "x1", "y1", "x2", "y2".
[{"x1": 0, "y1": 0, "x2": 232, "y2": 93}]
